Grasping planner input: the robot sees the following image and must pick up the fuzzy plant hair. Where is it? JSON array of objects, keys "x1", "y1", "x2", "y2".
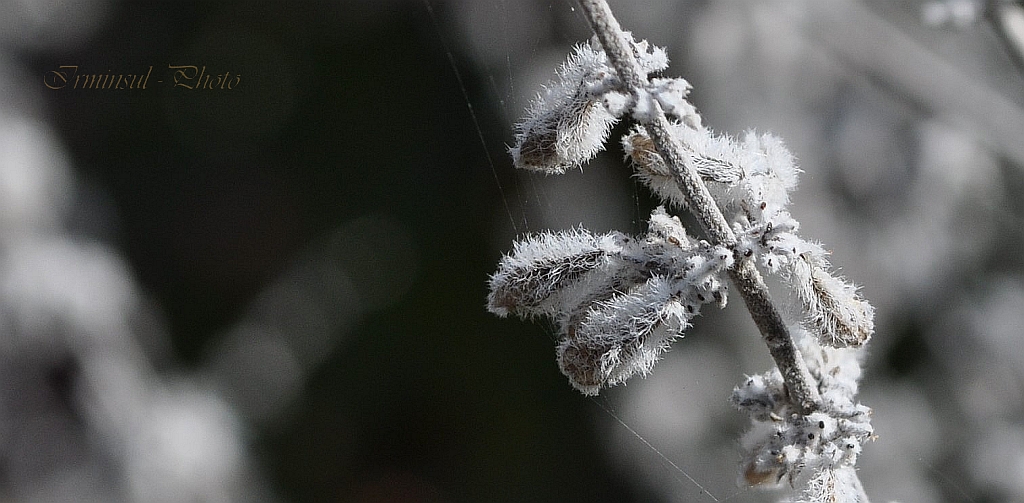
[{"x1": 487, "y1": 1, "x2": 876, "y2": 501}]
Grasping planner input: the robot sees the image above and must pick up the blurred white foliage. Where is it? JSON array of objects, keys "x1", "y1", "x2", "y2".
[
  {"x1": 123, "y1": 383, "x2": 246, "y2": 503},
  {"x1": 0, "y1": 10, "x2": 263, "y2": 500},
  {"x1": 1, "y1": 0, "x2": 431, "y2": 494},
  {"x1": 0, "y1": 111, "x2": 271, "y2": 500},
  {"x1": 921, "y1": 0, "x2": 982, "y2": 28},
  {"x1": 0, "y1": 114, "x2": 413, "y2": 501},
  {"x1": 0, "y1": 120, "x2": 72, "y2": 235}
]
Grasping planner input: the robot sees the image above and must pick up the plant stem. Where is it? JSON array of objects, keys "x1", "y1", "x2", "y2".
[{"x1": 576, "y1": 0, "x2": 822, "y2": 414}]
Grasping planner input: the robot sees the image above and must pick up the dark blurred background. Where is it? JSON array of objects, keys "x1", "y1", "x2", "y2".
[
  {"x1": 2, "y1": 1, "x2": 640, "y2": 502},
  {"x1": 3, "y1": 1, "x2": 1024, "y2": 502}
]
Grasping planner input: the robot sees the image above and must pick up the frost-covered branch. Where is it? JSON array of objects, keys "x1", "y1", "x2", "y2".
[
  {"x1": 576, "y1": 0, "x2": 824, "y2": 414},
  {"x1": 487, "y1": 0, "x2": 876, "y2": 500}
]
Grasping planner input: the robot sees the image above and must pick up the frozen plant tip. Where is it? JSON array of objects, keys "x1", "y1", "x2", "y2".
[
  {"x1": 732, "y1": 331, "x2": 873, "y2": 499},
  {"x1": 489, "y1": 207, "x2": 733, "y2": 395},
  {"x1": 510, "y1": 37, "x2": 699, "y2": 173},
  {"x1": 488, "y1": 0, "x2": 876, "y2": 500},
  {"x1": 508, "y1": 41, "x2": 619, "y2": 173}
]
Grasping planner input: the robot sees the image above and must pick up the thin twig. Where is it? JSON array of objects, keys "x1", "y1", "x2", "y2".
[{"x1": 576, "y1": 0, "x2": 822, "y2": 414}]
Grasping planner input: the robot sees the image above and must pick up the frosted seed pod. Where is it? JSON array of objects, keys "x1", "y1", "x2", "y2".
[
  {"x1": 487, "y1": 228, "x2": 626, "y2": 319},
  {"x1": 510, "y1": 43, "x2": 620, "y2": 173}
]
